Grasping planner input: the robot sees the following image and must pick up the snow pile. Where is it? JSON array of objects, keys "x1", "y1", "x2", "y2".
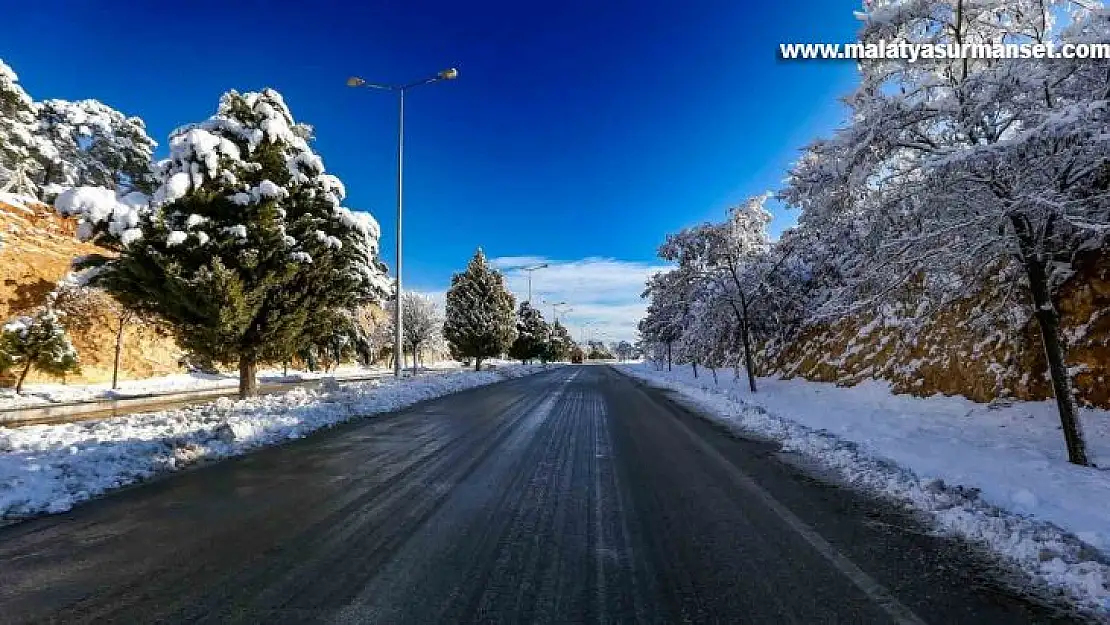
[
  {"x1": 0, "y1": 362, "x2": 464, "y2": 410},
  {"x1": 0, "y1": 192, "x2": 35, "y2": 211},
  {"x1": 54, "y1": 186, "x2": 145, "y2": 245},
  {"x1": 618, "y1": 363, "x2": 1110, "y2": 612},
  {"x1": 0, "y1": 364, "x2": 552, "y2": 519}
]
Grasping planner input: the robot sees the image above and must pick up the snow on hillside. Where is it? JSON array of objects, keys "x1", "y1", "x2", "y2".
[
  {"x1": 618, "y1": 362, "x2": 1110, "y2": 612},
  {"x1": 0, "y1": 364, "x2": 554, "y2": 520}
]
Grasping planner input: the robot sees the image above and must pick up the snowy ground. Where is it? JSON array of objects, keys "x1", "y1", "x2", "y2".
[
  {"x1": 0, "y1": 362, "x2": 463, "y2": 410},
  {"x1": 618, "y1": 362, "x2": 1110, "y2": 614},
  {"x1": 0, "y1": 364, "x2": 553, "y2": 521}
]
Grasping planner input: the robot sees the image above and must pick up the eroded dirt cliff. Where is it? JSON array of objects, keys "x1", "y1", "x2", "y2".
[
  {"x1": 762, "y1": 251, "x2": 1110, "y2": 408},
  {"x1": 0, "y1": 199, "x2": 183, "y2": 386}
]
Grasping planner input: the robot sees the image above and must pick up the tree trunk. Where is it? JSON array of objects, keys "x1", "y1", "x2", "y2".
[
  {"x1": 692, "y1": 360, "x2": 698, "y2": 378},
  {"x1": 238, "y1": 354, "x2": 259, "y2": 399},
  {"x1": 15, "y1": 361, "x2": 32, "y2": 395},
  {"x1": 738, "y1": 291, "x2": 758, "y2": 393},
  {"x1": 666, "y1": 342, "x2": 672, "y2": 371},
  {"x1": 1026, "y1": 256, "x2": 1090, "y2": 466},
  {"x1": 112, "y1": 316, "x2": 126, "y2": 390},
  {"x1": 711, "y1": 367, "x2": 718, "y2": 385},
  {"x1": 475, "y1": 357, "x2": 483, "y2": 372},
  {"x1": 283, "y1": 360, "x2": 288, "y2": 377}
]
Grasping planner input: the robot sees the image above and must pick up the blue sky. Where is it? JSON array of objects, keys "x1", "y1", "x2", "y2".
[{"x1": 2, "y1": 0, "x2": 862, "y2": 341}]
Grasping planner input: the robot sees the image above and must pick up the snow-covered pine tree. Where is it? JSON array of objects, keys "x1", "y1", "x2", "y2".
[
  {"x1": 0, "y1": 59, "x2": 43, "y2": 196},
  {"x1": 0, "y1": 308, "x2": 80, "y2": 394},
  {"x1": 443, "y1": 248, "x2": 517, "y2": 371},
  {"x1": 508, "y1": 301, "x2": 550, "y2": 364},
  {"x1": 63, "y1": 88, "x2": 390, "y2": 398},
  {"x1": 35, "y1": 98, "x2": 156, "y2": 198},
  {"x1": 544, "y1": 320, "x2": 574, "y2": 363}
]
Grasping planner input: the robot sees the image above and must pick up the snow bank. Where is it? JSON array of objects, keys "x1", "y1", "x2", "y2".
[
  {"x1": 0, "y1": 364, "x2": 553, "y2": 520},
  {"x1": 618, "y1": 363, "x2": 1110, "y2": 613},
  {"x1": 0, "y1": 363, "x2": 466, "y2": 410}
]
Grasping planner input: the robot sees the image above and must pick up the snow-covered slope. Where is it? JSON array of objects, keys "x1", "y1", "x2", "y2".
[{"x1": 618, "y1": 362, "x2": 1110, "y2": 613}]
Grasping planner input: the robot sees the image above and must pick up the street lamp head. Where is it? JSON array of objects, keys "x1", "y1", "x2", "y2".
[
  {"x1": 346, "y1": 76, "x2": 366, "y2": 87},
  {"x1": 439, "y1": 68, "x2": 459, "y2": 80}
]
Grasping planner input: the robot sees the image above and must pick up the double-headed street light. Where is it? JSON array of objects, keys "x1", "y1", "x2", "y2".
[
  {"x1": 542, "y1": 299, "x2": 569, "y2": 323},
  {"x1": 520, "y1": 263, "x2": 549, "y2": 303},
  {"x1": 347, "y1": 68, "x2": 459, "y2": 378}
]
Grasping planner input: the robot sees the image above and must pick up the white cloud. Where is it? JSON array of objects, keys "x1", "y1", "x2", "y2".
[
  {"x1": 491, "y1": 256, "x2": 669, "y2": 343},
  {"x1": 412, "y1": 256, "x2": 668, "y2": 344}
]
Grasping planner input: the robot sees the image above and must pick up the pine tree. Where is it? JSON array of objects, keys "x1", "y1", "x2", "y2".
[
  {"x1": 0, "y1": 308, "x2": 80, "y2": 394},
  {"x1": 443, "y1": 248, "x2": 516, "y2": 371},
  {"x1": 67, "y1": 89, "x2": 390, "y2": 398},
  {"x1": 35, "y1": 98, "x2": 156, "y2": 197},
  {"x1": 508, "y1": 301, "x2": 549, "y2": 364},
  {"x1": 0, "y1": 59, "x2": 42, "y2": 196},
  {"x1": 545, "y1": 320, "x2": 573, "y2": 362}
]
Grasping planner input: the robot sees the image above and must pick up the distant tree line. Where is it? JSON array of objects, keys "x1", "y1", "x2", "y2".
[{"x1": 444, "y1": 249, "x2": 577, "y2": 369}]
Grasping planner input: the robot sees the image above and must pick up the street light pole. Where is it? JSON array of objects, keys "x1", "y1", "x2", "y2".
[
  {"x1": 348, "y1": 68, "x2": 458, "y2": 378},
  {"x1": 520, "y1": 263, "x2": 549, "y2": 303},
  {"x1": 541, "y1": 298, "x2": 567, "y2": 323},
  {"x1": 395, "y1": 88, "x2": 404, "y2": 378}
]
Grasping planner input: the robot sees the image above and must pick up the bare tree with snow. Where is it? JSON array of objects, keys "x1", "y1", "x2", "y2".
[
  {"x1": 401, "y1": 292, "x2": 442, "y2": 372},
  {"x1": 783, "y1": 0, "x2": 1109, "y2": 465}
]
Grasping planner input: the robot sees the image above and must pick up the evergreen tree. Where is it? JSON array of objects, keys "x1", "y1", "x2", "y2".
[
  {"x1": 66, "y1": 89, "x2": 389, "y2": 398},
  {"x1": 508, "y1": 301, "x2": 549, "y2": 364},
  {"x1": 443, "y1": 248, "x2": 516, "y2": 371},
  {"x1": 0, "y1": 59, "x2": 42, "y2": 195},
  {"x1": 0, "y1": 308, "x2": 80, "y2": 394},
  {"x1": 544, "y1": 320, "x2": 574, "y2": 362},
  {"x1": 35, "y1": 98, "x2": 156, "y2": 197}
]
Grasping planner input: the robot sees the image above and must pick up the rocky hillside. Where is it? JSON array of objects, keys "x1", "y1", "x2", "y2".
[
  {"x1": 761, "y1": 251, "x2": 1110, "y2": 408},
  {"x1": 0, "y1": 197, "x2": 183, "y2": 386}
]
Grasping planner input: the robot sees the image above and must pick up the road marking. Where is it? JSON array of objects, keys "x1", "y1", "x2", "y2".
[
  {"x1": 593, "y1": 397, "x2": 608, "y2": 624},
  {"x1": 664, "y1": 409, "x2": 930, "y2": 625}
]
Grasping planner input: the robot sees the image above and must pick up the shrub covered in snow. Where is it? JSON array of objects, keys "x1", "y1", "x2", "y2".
[{"x1": 0, "y1": 309, "x2": 80, "y2": 394}]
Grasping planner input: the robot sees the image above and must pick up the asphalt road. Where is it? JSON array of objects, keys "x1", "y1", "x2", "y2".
[{"x1": 0, "y1": 366, "x2": 1084, "y2": 623}]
